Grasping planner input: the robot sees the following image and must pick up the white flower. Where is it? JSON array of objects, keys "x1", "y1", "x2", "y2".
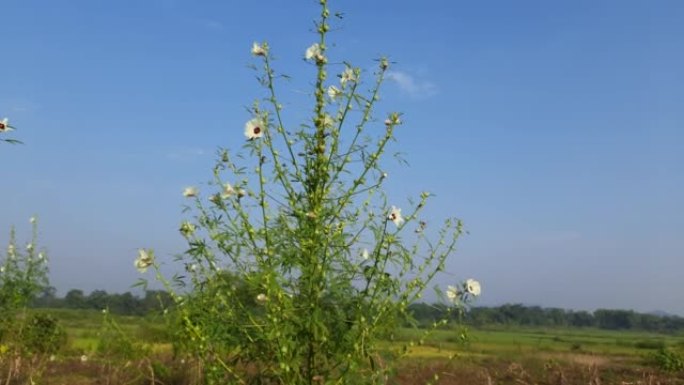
[
  {"x1": 183, "y1": 186, "x2": 198, "y2": 198},
  {"x1": 244, "y1": 118, "x2": 265, "y2": 140},
  {"x1": 340, "y1": 67, "x2": 357, "y2": 87},
  {"x1": 388, "y1": 206, "x2": 403, "y2": 226},
  {"x1": 0, "y1": 118, "x2": 12, "y2": 133},
  {"x1": 0, "y1": 266, "x2": 5, "y2": 273},
  {"x1": 305, "y1": 43, "x2": 325, "y2": 63},
  {"x1": 256, "y1": 293, "x2": 268, "y2": 304},
  {"x1": 251, "y1": 42, "x2": 267, "y2": 56},
  {"x1": 465, "y1": 279, "x2": 481, "y2": 296},
  {"x1": 26, "y1": 243, "x2": 33, "y2": 251},
  {"x1": 30, "y1": 216, "x2": 36, "y2": 224},
  {"x1": 221, "y1": 183, "x2": 235, "y2": 199},
  {"x1": 446, "y1": 285, "x2": 459, "y2": 302},
  {"x1": 80, "y1": 355, "x2": 88, "y2": 363},
  {"x1": 361, "y1": 248, "x2": 370, "y2": 260},
  {"x1": 134, "y1": 249, "x2": 155, "y2": 273},
  {"x1": 384, "y1": 112, "x2": 401, "y2": 126},
  {"x1": 7, "y1": 244, "x2": 15, "y2": 255},
  {"x1": 38, "y1": 252, "x2": 45, "y2": 260},
  {"x1": 237, "y1": 189, "x2": 247, "y2": 199},
  {"x1": 305, "y1": 43, "x2": 320, "y2": 60},
  {"x1": 322, "y1": 114, "x2": 334, "y2": 128},
  {"x1": 380, "y1": 172, "x2": 388, "y2": 180},
  {"x1": 327, "y1": 85, "x2": 343, "y2": 100}
]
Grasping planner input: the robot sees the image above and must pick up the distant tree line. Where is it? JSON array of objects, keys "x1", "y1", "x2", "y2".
[
  {"x1": 31, "y1": 288, "x2": 684, "y2": 334},
  {"x1": 32, "y1": 287, "x2": 173, "y2": 316},
  {"x1": 409, "y1": 303, "x2": 684, "y2": 333}
]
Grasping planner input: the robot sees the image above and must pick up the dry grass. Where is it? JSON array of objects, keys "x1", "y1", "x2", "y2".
[
  {"x1": 393, "y1": 358, "x2": 684, "y2": 385},
  {"x1": 2, "y1": 354, "x2": 683, "y2": 385}
]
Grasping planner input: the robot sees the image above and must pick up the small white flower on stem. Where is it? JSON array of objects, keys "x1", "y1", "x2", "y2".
[
  {"x1": 0, "y1": 266, "x2": 5, "y2": 273},
  {"x1": 134, "y1": 249, "x2": 155, "y2": 273},
  {"x1": 340, "y1": 67, "x2": 357, "y2": 87},
  {"x1": 361, "y1": 248, "x2": 370, "y2": 260},
  {"x1": 322, "y1": 114, "x2": 335, "y2": 128},
  {"x1": 26, "y1": 243, "x2": 33, "y2": 251},
  {"x1": 256, "y1": 293, "x2": 268, "y2": 304},
  {"x1": 244, "y1": 118, "x2": 265, "y2": 140},
  {"x1": 237, "y1": 189, "x2": 247, "y2": 199},
  {"x1": 221, "y1": 183, "x2": 236, "y2": 199},
  {"x1": 384, "y1": 112, "x2": 401, "y2": 126},
  {"x1": 305, "y1": 43, "x2": 326, "y2": 63},
  {"x1": 80, "y1": 355, "x2": 88, "y2": 363},
  {"x1": 7, "y1": 245, "x2": 15, "y2": 255},
  {"x1": 251, "y1": 42, "x2": 267, "y2": 56},
  {"x1": 30, "y1": 216, "x2": 36, "y2": 224},
  {"x1": 388, "y1": 206, "x2": 404, "y2": 226},
  {"x1": 380, "y1": 172, "x2": 388, "y2": 180},
  {"x1": 465, "y1": 279, "x2": 481, "y2": 296},
  {"x1": 0, "y1": 118, "x2": 12, "y2": 133},
  {"x1": 183, "y1": 186, "x2": 198, "y2": 198},
  {"x1": 327, "y1": 85, "x2": 343, "y2": 100},
  {"x1": 446, "y1": 285, "x2": 459, "y2": 302}
]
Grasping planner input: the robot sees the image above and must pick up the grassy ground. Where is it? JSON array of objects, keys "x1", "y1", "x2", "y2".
[
  {"x1": 397, "y1": 325, "x2": 684, "y2": 358},
  {"x1": 4, "y1": 309, "x2": 684, "y2": 384}
]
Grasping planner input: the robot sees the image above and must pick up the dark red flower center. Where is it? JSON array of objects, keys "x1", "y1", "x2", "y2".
[
  {"x1": 0, "y1": 123, "x2": 5, "y2": 130},
  {"x1": 254, "y1": 126, "x2": 261, "y2": 134}
]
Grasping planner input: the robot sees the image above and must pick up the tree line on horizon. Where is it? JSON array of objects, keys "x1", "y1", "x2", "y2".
[
  {"x1": 31, "y1": 287, "x2": 684, "y2": 334},
  {"x1": 410, "y1": 302, "x2": 684, "y2": 333}
]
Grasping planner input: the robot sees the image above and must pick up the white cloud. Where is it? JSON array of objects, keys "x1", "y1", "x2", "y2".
[
  {"x1": 202, "y1": 19, "x2": 225, "y2": 31},
  {"x1": 529, "y1": 230, "x2": 582, "y2": 245},
  {"x1": 165, "y1": 147, "x2": 206, "y2": 160},
  {"x1": 10, "y1": 105, "x2": 31, "y2": 113},
  {"x1": 385, "y1": 70, "x2": 437, "y2": 99},
  {"x1": 0, "y1": 98, "x2": 38, "y2": 113}
]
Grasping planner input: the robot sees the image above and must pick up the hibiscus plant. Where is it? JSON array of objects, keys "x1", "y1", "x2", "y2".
[{"x1": 139, "y1": 1, "x2": 477, "y2": 383}]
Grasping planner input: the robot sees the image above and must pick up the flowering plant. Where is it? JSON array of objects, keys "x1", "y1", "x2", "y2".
[
  {"x1": 141, "y1": 1, "x2": 477, "y2": 383},
  {"x1": 0, "y1": 118, "x2": 22, "y2": 145},
  {"x1": 0, "y1": 217, "x2": 51, "y2": 383}
]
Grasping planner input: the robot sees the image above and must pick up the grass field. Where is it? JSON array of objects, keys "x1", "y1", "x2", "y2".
[{"x1": 4, "y1": 309, "x2": 684, "y2": 384}]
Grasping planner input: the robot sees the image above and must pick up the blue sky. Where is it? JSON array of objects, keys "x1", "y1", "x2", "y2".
[{"x1": 1, "y1": 0, "x2": 682, "y2": 314}]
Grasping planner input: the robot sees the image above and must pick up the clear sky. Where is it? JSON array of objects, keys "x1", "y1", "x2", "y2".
[{"x1": 1, "y1": 0, "x2": 682, "y2": 314}]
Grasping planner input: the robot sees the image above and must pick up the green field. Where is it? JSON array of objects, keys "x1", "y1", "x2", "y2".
[
  {"x1": 9, "y1": 308, "x2": 680, "y2": 384},
  {"x1": 397, "y1": 325, "x2": 684, "y2": 357}
]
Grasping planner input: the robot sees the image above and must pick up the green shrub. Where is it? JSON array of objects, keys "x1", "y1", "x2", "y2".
[
  {"x1": 651, "y1": 347, "x2": 684, "y2": 372},
  {"x1": 635, "y1": 339, "x2": 666, "y2": 350},
  {"x1": 20, "y1": 313, "x2": 67, "y2": 355}
]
